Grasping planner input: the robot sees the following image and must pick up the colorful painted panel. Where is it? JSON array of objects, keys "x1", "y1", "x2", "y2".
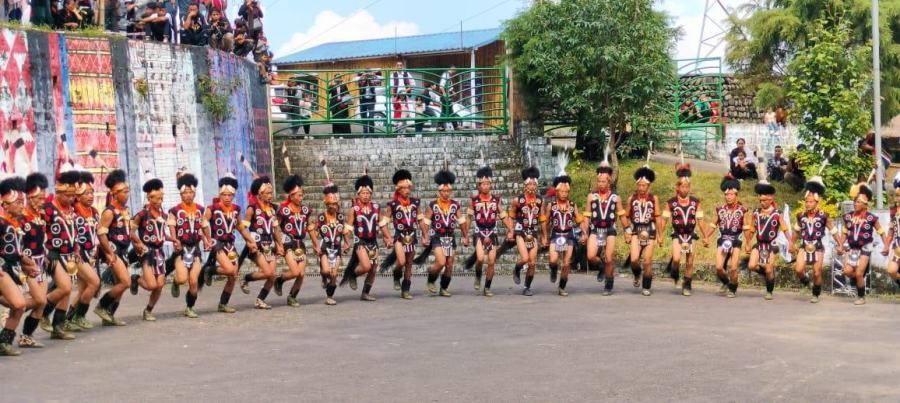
[
  {"x1": 0, "y1": 29, "x2": 36, "y2": 176},
  {"x1": 65, "y1": 37, "x2": 119, "y2": 204}
]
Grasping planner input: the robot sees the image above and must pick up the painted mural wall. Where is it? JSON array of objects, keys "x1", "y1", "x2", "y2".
[{"x1": 0, "y1": 28, "x2": 271, "y2": 212}]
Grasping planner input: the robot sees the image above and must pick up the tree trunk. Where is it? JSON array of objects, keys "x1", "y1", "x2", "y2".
[{"x1": 608, "y1": 133, "x2": 619, "y2": 187}]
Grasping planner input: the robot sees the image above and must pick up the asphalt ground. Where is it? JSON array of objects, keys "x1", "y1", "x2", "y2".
[{"x1": 1, "y1": 274, "x2": 898, "y2": 402}]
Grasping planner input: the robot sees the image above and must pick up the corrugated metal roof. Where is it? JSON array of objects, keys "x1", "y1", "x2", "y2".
[{"x1": 273, "y1": 27, "x2": 503, "y2": 65}]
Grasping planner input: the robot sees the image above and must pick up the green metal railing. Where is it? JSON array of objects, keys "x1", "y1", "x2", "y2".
[
  {"x1": 663, "y1": 58, "x2": 726, "y2": 147},
  {"x1": 269, "y1": 67, "x2": 508, "y2": 137}
]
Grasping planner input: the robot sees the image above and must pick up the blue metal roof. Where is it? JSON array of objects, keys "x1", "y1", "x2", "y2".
[{"x1": 273, "y1": 27, "x2": 503, "y2": 65}]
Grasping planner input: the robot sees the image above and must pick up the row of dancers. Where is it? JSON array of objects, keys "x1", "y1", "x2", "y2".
[{"x1": 1, "y1": 153, "x2": 899, "y2": 356}]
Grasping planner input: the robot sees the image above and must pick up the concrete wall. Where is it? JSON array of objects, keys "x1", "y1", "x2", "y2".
[{"x1": 0, "y1": 28, "x2": 271, "y2": 211}]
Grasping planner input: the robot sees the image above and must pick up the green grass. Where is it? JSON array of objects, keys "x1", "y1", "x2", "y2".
[{"x1": 567, "y1": 158, "x2": 805, "y2": 265}]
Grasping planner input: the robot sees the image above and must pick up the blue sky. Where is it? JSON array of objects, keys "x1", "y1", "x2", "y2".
[{"x1": 239, "y1": 0, "x2": 743, "y2": 62}]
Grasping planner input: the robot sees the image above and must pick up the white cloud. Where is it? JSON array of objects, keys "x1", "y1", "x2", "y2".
[{"x1": 274, "y1": 10, "x2": 419, "y2": 58}]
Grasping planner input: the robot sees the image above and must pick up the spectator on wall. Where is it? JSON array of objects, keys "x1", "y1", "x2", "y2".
[
  {"x1": 233, "y1": 30, "x2": 254, "y2": 57},
  {"x1": 238, "y1": 0, "x2": 263, "y2": 40},
  {"x1": 180, "y1": 2, "x2": 207, "y2": 46},
  {"x1": 31, "y1": 0, "x2": 54, "y2": 26},
  {"x1": 329, "y1": 76, "x2": 352, "y2": 134},
  {"x1": 142, "y1": 2, "x2": 172, "y2": 42},
  {"x1": 256, "y1": 51, "x2": 273, "y2": 84},
  {"x1": 764, "y1": 107, "x2": 778, "y2": 134},
  {"x1": 298, "y1": 92, "x2": 312, "y2": 135},
  {"x1": 6, "y1": 0, "x2": 24, "y2": 21},
  {"x1": 62, "y1": 0, "x2": 86, "y2": 30},
  {"x1": 357, "y1": 71, "x2": 379, "y2": 134},
  {"x1": 76, "y1": 0, "x2": 95, "y2": 26},
  {"x1": 252, "y1": 35, "x2": 269, "y2": 62},
  {"x1": 206, "y1": 8, "x2": 233, "y2": 51}
]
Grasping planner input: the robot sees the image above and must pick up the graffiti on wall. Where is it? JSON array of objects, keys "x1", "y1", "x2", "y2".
[
  {"x1": 127, "y1": 41, "x2": 204, "y2": 206},
  {"x1": 0, "y1": 29, "x2": 36, "y2": 175},
  {"x1": 65, "y1": 37, "x2": 120, "y2": 204},
  {"x1": 0, "y1": 29, "x2": 271, "y2": 212},
  {"x1": 208, "y1": 49, "x2": 257, "y2": 208}
]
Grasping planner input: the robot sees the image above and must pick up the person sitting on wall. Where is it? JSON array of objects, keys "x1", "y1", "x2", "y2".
[
  {"x1": 206, "y1": 8, "x2": 234, "y2": 52},
  {"x1": 180, "y1": 2, "x2": 208, "y2": 46},
  {"x1": 233, "y1": 30, "x2": 255, "y2": 57},
  {"x1": 256, "y1": 52, "x2": 273, "y2": 85},
  {"x1": 142, "y1": 2, "x2": 172, "y2": 42},
  {"x1": 767, "y1": 145, "x2": 788, "y2": 182},
  {"x1": 61, "y1": 0, "x2": 85, "y2": 30}
]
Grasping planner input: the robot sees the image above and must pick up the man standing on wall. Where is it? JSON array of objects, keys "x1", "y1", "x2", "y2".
[
  {"x1": 329, "y1": 76, "x2": 351, "y2": 134},
  {"x1": 357, "y1": 71, "x2": 379, "y2": 134}
]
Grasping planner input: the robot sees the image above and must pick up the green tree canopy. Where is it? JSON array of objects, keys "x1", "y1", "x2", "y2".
[
  {"x1": 726, "y1": 0, "x2": 900, "y2": 120},
  {"x1": 504, "y1": 0, "x2": 679, "y2": 174},
  {"x1": 787, "y1": 16, "x2": 872, "y2": 202}
]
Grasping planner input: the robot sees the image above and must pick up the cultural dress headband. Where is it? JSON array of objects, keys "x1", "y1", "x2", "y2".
[
  {"x1": 176, "y1": 167, "x2": 198, "y2": 194},
  {"x1": 0, "y1": 176, "x2": 25, "y2": 204},
  {"x1": 804, "y1": 149, "x2": 835, "y2": 201},
  {"x1": 320, "y1": 156, "x2": 339, "y2": 204},
  {"x1": 355, "y1": 165, "x2": 373, "y2": 195},
  {"x1": 675, "y1": 146, "x2": 690, "y2": 184},
  {"x1": 476, "y1": 151, "x2": 492, "y2": 185},
  {"x1": 25, "y1": 172, "x2": 49, "y2": 198},
  {"x1": 522, "y1": 151, "x2": 540, "y2": 185},
  {"x1": 634, "y1": 142, "x2": 655, "y2": 185},
  {"x1": 552, "y1": 148, "x2": 571, "y2": 191}
]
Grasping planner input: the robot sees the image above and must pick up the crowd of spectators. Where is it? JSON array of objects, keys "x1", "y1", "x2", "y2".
[{"x1": 3, "y1": 0, "x2": 274, "y2": 83}]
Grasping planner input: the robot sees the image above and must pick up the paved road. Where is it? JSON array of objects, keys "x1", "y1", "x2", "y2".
[{"x1": 1, "y1": 275, "x2": 898, "y2": 402}]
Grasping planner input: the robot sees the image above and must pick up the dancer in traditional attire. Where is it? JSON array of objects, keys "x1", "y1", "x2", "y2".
[
  {"x1": 166, "y1": 171, "x2": 211, "y2": 317},
  {"x1": 510, "y1": 166, "x2": 544, "y2": 296},
  {"x1": 0, "y1": 177, "x2": 44, "y2": 352},
  {"x1": 623, "y1": 162, "x2": 661, "y2": 296},
  {"x1": 202, "y1": 173, "x2": 257, "y2": 313},
  {"x1": 68, "y1": 170, "x2": 100, "y2": 329},
  {"x1": 463, "y1": 162, "x2": 511, "y2": 297},
  {"x1": 94, "y1": 169, "x2": 133, "y2": 326},
  {"x1": 711, "y1": 176, "x2": 746, "y2": 298},
  {"x1": 380, "y1": 168, "x2": 424, "y2": 300},
  {"x1": 584, "y1": 160, "x2": 625, "y2": 295},
  {"x1": 658, "y1": 162, "x2": 710, "y2": 296},
  {"x1": 541, "y1": 153, "x2": 585, "y2": 296},
  {"x1": 340, "y1": 170, "x2": 382, "y2": 301},
  {"x1": 274, "y1": 174, "x2": 311, "y2": 307},
  {"x1": 789, "y1": 176, "x2": 839, "y2": 303},
  {"x1": 421, "y1": 166, "x2": 467, "y2": 297},
  {"x1": 42, "y1": 167, "x2": 80, "y2": 337},
  {"x1": 238, "y1": 176, "x2": 283, "y2": 310},
  {"x1": 308, "y1": 166, "x2": 347, "y2": 305},
  {"x1": 744, "y1": 178, "x2": 789, "y2": 300},
  {"x1": 130, "y1": 177, "x2": 170, "y2": 320},
  {"x1": 838, "y1": 184, "x2": 888, "y2": 305}
]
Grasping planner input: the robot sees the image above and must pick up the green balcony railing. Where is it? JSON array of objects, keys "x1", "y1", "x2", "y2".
[{"x1": 269, "y1": 67, "x2": 509, "y2": 138}]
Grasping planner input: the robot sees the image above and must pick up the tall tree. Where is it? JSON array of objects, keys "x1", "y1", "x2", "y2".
[
  {"x1": 504, "y1": 0, "x2": 679, "y2": 174},
  {"x1": 787, "y1": 16, "x2": 872, "y2": 202},
  {"x1": 726, "y1": 0, "x2": 900, "y2": 119}
]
